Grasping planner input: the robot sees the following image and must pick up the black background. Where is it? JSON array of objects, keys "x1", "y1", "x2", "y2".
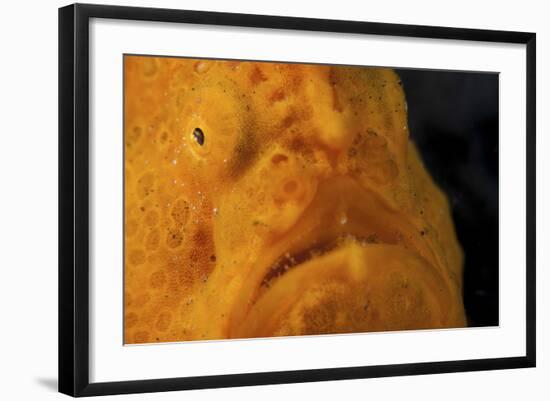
[{"x1": 396, "y1": 69, "x2": 499, "y2": 327}]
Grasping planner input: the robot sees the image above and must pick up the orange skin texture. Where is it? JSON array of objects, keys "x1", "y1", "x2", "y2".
[{"x1": 124, "y1": 56, "x2": 466, "y2": 343}]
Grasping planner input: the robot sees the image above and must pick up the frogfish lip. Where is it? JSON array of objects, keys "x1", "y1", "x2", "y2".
[
  {"x1": 226, "y1": 175, "x2": 450, "y2": 337},
  {"x1": 232, "y1": 242, "x2": 453, "y2": 338},
  {"x1": 260, "y1": 232, "x2": 379, "y2": 289}
]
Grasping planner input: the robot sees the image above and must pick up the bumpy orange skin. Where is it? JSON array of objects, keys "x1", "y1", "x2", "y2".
[{"x1": 124, "y1": 56, "x2": 466, "y2": 344}]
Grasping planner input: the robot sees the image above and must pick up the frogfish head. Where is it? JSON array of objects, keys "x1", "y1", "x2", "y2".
[{"x1": 124, "y1": 57, "x2": 466, "y2": 343}]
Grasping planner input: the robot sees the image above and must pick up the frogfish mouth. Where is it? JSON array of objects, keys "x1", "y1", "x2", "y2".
[{"x1": 124, "y1": 57, "x2": 466, "y2": 343}]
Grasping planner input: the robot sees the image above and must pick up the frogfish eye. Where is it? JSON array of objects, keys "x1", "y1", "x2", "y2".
[{"x1": 193, "y1": 127, "x2": 205, "y2": 146}]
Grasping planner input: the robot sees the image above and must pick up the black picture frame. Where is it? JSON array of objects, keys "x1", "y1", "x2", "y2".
[{"x1": 59, "y1": 3, "x2": 536, "y2": 397}]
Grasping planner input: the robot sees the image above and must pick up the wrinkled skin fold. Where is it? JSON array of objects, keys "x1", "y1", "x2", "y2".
[{"x1": 124, "y1": 57, "x2": 466, "y2": 343}]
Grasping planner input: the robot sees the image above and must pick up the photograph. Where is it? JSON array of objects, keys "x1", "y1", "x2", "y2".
[
  {"x1": 0, "y1": 0, "x2": 542, "y2": 399},
  {"x1": 123, "y1": 56, "x2": 498, "y2": 344},
  {"x1": 56, "y1": 1, "x2": 537, "y2": 397}
]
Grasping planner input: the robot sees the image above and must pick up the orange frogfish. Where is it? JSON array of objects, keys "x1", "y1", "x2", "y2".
[{"x1": 124, "y1": 56, "x2": 466, "y2": 344}]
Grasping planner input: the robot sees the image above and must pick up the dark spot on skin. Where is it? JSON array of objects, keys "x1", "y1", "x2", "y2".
[
  {"x1": 280, "y1": 114, "x2": 296, "y2": 130},
  {"x1": 250, "y1": 66, "x2": 268, "y2": 85},
  {"x1": 271, "y1": 154, "x2": 289, "y2": 165},
  {"x1": 331, "y1": 85, "x2": 343, "y2": 112},
  {"x1": 328, "y1": 68, "x2": 338, "y2": 86},
  {"x1": 229, "y1": 127, "x2": 258, "y2": 178},
  {"x1": 270, "y1": 88, "x2": 286, "y2": 103},
  {"x1": 193, "y1": 229, "x2": 210, "y2": 248}
]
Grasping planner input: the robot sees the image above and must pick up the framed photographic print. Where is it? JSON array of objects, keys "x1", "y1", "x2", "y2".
[{"x1": 58, "y1": 3, "x2": 536, "y2": 397}]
